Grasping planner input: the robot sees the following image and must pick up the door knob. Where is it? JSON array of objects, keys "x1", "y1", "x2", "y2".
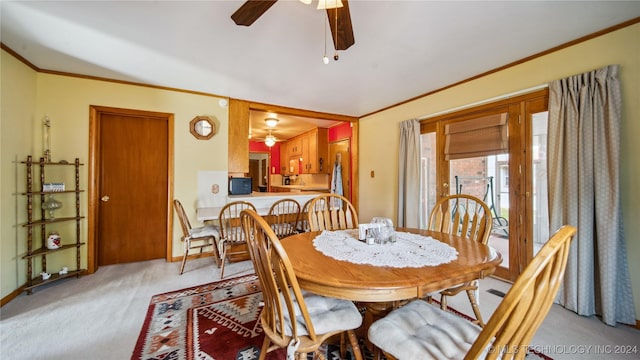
[{"x1": 101, "y1": 195, "x2": 110, "y2": 202}]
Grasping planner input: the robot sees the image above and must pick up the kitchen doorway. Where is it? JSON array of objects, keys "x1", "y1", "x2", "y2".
[{"x1": 249, "y1": 152, "x2": 269, "y2": 192}]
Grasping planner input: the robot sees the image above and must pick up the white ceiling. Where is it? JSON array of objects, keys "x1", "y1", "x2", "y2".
[{"x1": 2, "y1": 1, "x2": 639, "y2": 134}]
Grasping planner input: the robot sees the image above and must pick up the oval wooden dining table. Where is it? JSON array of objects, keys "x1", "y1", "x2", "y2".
[
  {"x1": 280, "y1": 227, "x2": 503, "y2": 359},
  {"x1": 280, "y1": 227, "x2": 503, "y2": 303}
]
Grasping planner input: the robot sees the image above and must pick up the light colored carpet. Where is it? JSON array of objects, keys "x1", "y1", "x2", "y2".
[
  {"x1": 443, "y1": 277, "x2": 640, "y2": 360},
  {"x1": 1, "y1": 257, "x2": 638, "y2": 360}
]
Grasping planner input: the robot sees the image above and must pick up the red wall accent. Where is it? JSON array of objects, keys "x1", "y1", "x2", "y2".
[
  {"x1": 249, "y1": 141, "x2": 281, "y2": 174},
  {"x1": 271, "y1": 143, "x2": 281, "y2": 174},
  {"x1": 328, "y1": 122, "x2": 352, "y2": 142},
  {"x1": 249, "y1": 141, "x2": 268, "y2": 152}
]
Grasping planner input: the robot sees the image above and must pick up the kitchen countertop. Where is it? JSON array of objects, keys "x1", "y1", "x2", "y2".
[
  {"x1": 271, "y1": 184, "x2": 330, "y2": 191},
  {"x1": 228, "y1": 190, "x2": 323, "y2": 198},
  {"x1": 198, "y1": 191, "x2": 325, "y2": 221}
]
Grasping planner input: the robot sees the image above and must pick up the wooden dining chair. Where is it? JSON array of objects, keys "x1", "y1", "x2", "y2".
[
  {"x1": 296, "y1": 198, "x2": 313, "y2": 233},
  {"x1": 173, "y1": 199, "x2": 220, "y2": 274},
  {"x1": 427, "y1": 194, "x2": 492, "y2": 326},
  {"x1": 240, "y1": 209, "x2": 364, "y2": 360},
  {"x1": 218, "y1": 200, "x2": 256, "y2": 278},
  {"x1": 267, "y1": 198, "x2": 301, "y2": 238},
  {"x1": 368, "y1": 225, "x2": 577, "y2": 360},
  {"x1": 307, "y1": 194, "x2": 358, "y2": 231}
]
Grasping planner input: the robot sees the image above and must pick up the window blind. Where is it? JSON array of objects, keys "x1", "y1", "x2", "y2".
[{"x1": 444, "y1": 113, "x2": 508, "y2": 160}]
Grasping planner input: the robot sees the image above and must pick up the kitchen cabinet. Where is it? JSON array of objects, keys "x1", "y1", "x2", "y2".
[
  {"x1": 270, "y1": 186, "x2": 295, "y2": 193},
  {"x1": 281, "y1": 128, "x2": 328, "y2": 174},
  {"x1": 288, "y1": 157, "x2": 300, "y2": 175},
  {"x1": 300, "y1": 128, "x2": 328, "y2": 174},
  {"x1": 288, "y1": 137, "x2": 302, "y2": 156},
  {"x1": 280, "y1": 141, "x2": 289, "y2": 173}
]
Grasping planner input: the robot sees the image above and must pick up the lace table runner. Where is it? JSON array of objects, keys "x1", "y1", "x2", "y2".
[{"x1": 312, "y1": 229, "x2": 458, "y2": 268}]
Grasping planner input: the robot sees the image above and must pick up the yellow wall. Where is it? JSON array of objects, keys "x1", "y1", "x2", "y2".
[
  {"x1": 1, "y1": 49, "x2": 229, "y2": 298},
  {"x1": 3, "y1": 23, "x2": 639, "y2": 318},
  {"x1": 358, "y1": 23, "x2": 640, "y2": 320},
  {"x1": 1, "y1": 50, "x2": 38, "y2": 297}
]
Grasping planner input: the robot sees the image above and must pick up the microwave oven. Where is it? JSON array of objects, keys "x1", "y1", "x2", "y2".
[{"x1": 228, "y1": 177, "x2": 252, "y2": 195}]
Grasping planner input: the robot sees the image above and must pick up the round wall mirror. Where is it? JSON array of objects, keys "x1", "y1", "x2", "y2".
[{"x1": 190, "y1": 116, "x2": 216, "y2": 140}]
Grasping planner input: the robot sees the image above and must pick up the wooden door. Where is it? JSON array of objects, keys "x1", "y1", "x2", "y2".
[
  {"x1": 89, "y1": 106, "x2": 172, "y2": 268},
  {"x1": 329, "y1": 139, "x2": 351, "y2": 201},
  {"x1": 249, "y1": 159, "x2": 260, "y2": 191}
]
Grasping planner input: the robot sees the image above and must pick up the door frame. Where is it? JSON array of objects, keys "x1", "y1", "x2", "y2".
[
  {"x1": 87, "y1": 105, "x2": 174, "y2": 273},
  {"x1": 249, "y1": 151, "x2": 270, "y2": 190},
  {"x1": 420, "y1": 88, "x2": 548, "y2": 281},
  {"x1": 239, "y1": 100, "x2": 359, "y2": 214},
  {"x1": 329, "y1": 138, "x2": 352, "y2": 201}
]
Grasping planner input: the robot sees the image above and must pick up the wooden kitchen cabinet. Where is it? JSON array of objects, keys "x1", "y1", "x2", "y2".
[
  {"x1": 270, "y1": 186, "x2": 292, "y2": 193},
  {"x1": 288, "y1": 137, "x2": 302, "y2": 156},
  {"x1": 281, "y1": 128, "x2": 328, "y2": 174},
  {"x1": 280, "y1": 141, "x2": 289, "y2": 173},
  {"x1": 300, "y1": 128, "x2": 328, "y2": 174},
  {"x1": 288, "y1": 156, "x2": 300, "y2": 174}
]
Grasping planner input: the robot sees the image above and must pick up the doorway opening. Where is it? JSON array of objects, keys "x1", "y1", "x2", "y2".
[{"x1": 249, "y1": 152, "x2": 270, "y2": 192}]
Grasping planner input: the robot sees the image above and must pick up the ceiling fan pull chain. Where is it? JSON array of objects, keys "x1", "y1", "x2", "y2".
[
  {"x1": 323, "y1": 11, "x2": 329, "y2": 64},
  {"x1": 333, "y1": 7, "x2": 339, "y2": 61}
]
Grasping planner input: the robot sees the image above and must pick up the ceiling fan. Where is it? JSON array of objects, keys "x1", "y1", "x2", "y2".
[
  {"x1": 251, "y1": 129, "x2": 279, "y2": 147},
  {"x1": 231, "y1": 0, "x2": 355, "y2": 51}
]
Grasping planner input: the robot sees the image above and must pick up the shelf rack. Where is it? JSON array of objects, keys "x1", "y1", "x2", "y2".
[{"x1": 21, "y1": 155, "x2": 86, "y2": 294}]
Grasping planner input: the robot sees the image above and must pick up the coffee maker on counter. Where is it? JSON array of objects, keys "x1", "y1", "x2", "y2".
[{"x1": 282, "y1": 175, "x2": 291, "y2": 185}]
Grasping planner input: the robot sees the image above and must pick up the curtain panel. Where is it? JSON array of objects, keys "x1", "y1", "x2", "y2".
[
  {"x1": 397, "y1": 119, "x2": 421, "y2": 228},
  {"x1": 547, "y1": 64, "x2": 635, "y2": 326}
]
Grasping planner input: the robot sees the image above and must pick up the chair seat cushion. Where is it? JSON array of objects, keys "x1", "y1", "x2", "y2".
[
  {"x1": 368, "y1": 299, "x2": 484, "y2": 359},
  {"x1": 281, "y1": 290, "x2": 362, "y2": 337},
  {"x1": 189, "y1": 225, "x2": 220, "y2": 239}
]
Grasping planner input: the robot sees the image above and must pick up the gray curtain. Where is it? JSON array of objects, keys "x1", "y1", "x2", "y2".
[
  {"x1": 548, "y1": 65, "x2": 635, "y2": 326},
  {"x1": 397, "y1": 119, "x2": 421, "y2": 228}
]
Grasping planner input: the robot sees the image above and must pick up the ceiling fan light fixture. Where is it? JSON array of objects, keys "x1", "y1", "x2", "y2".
[
  {"x1": 264, "y1": 117, "x2": 279, "y2": 127},
  {"x1": 264, "y1": 132, "x2": 277, "y2": 147},
  {"x1": 317, "y1": 0, "x2": 343, "y2": 10}
]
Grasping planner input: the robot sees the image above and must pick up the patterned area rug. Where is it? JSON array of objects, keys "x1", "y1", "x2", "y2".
[
  {"x1": 132, "y1": 274, "x2": 551, "y2": 360},
  {"x1": 132, "y1": 274, "x2": 280, "y2": 360}
]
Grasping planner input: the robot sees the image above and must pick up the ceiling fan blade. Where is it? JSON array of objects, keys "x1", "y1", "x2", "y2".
[
  {"x1": 326, "y1": 0, "x2": 355, "y2": 50},
  {"x1": 231, "y1": 0, "x2": 278, "y2": 26}
]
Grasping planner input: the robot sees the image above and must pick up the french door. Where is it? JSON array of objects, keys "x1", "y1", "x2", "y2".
[{"x1": 420, "y1": 89, "x2": 548, "y2": 281}]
